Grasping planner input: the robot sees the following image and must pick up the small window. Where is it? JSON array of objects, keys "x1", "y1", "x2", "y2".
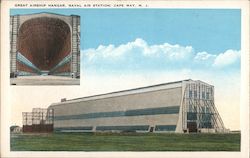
[
  {"x1": 189, "y1": 90, "x2": 192, "y2": 98},
  {"x1": 187, "y1": 112, "x2": 197, "y2": 120},
  {"x1": 202, "y1": 92, "x2": 205, "y2": 99},
  {"x1": 194, "y1": 91, "x2": 197, "y2": 98},
  {"x1": 206, "y1": 92, "x2": 209, "y2": 99}
]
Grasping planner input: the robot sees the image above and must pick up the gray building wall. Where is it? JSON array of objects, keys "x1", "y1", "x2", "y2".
[{"x1": 49, "y1": 85, "x2": 183, "y2": 132}]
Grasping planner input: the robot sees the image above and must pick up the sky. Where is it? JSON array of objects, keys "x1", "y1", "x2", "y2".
[
  {"x1": 11, "y1": 9, "x2": 240, "y2": 52},
  {"x1": 10, "y1": 9, "x2": 241, "y2": 130}
]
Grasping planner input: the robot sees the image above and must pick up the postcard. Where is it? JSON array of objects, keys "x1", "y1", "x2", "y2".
[{"x1": 1, "y1": 0, "x2": 249, "y2": 158}]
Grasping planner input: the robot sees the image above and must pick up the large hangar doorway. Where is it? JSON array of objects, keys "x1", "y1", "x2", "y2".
[
  {"x1": 17, "y1": 17, "x2": 71, "y2": 76},
  {"x1": 10, "y1": 13, "x2": 80, "y2": 84}
]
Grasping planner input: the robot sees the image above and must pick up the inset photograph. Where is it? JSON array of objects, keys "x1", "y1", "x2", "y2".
[{"x1": 10, "y1": 12, "x2": 80, "y2": 85}]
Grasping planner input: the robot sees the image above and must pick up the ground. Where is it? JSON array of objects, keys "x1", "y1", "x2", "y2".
[
  {"x1": 10, "y1": 132, "x2": 240, "y2": 151},
  {"x1": 10, "y1": 76, "x2": 80, "y2": 85}
]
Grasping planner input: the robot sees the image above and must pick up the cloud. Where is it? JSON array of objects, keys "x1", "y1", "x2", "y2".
[
  {"x1": 82, "y1": 38, "x2": 240, "y2": 72},
  {"x1": 194, "y1": 51, "x2": 216, "y2": 61},
  {"x1": 213, "y1": 49, "x2": 241, "y2": 68},
  {"x1": 194, "y1": 51, "x2": 217, "y2": 67},
  {"x1": 84, "y1": 38, "x2": 194, "y2": 61},
  {"x1": 194, "y1": 50, "x2": 241, "y2": 68}
]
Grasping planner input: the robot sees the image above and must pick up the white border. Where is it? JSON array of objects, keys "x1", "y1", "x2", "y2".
[{"x1": 1, "y1": 1, "x2": 249, "y2": 158}]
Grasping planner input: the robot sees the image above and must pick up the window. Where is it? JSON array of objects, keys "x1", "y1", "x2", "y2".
[
  {"x1": 202, "y1": 92, "x2": 205, "y2": 99},
  {"x1": 189, "y1": 90, "x2": 192, "y2": 98},
  {"x1": 194, "y1": 91, "x2": 197, "y2": 98},
  {"x1": 206, "y1": 92, "x2": 209, "y2": 99},
  {"x1": 187, "y1": 112, "x2": 197, "y2": 120},
  {"x1": 155, "y1": 125, "x2": 176, "y2": 131}
]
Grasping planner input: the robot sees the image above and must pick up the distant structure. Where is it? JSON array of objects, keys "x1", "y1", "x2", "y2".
[
  {"x1": 10, "y1": 12, "x2": 80, "y2": 78},
  {"x1": 22, "y1": 108, "x2": 54, "y2": 133},
  {"x1": 45, "y1": 79, "x2": 227, "y2": 133},
  {"x1": 10, "y1": 125, "x2": 22, "y2": 133}
]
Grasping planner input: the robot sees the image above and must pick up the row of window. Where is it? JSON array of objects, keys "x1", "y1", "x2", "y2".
[
  {"x1": 187, "y1": 106, "x2": 211, "y2": 114},
  {"x1": 198, "y1": 122, "x2": 212, "y2": 128},
  {"x1": 155, "y1": 125, "x2": 176, "y2": 131},
  {"x1": 54, "y1": 125, "x2": 177, "y2": 132},
  {"x1": 96, "y1": 125, "x2": 149, "y2": 131},
  {"x1": 188, "y1": 90, "x2": 210, "y2": 99},
  {"x1": 54, "y1": 126, "x2": 93, "y2": 132},
  {"x1": 187, "y1": 112, "x2": 212, "y2": 121},
  {"x1": 54, "y1": 106, "x2": 180, "y2": 121}
]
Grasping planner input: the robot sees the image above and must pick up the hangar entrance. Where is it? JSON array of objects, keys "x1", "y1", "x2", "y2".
[
  {"x1": 17, "y1": 17, "x2": 71, "y2": 76},
  {"x1": 183, "y1": 81, "x2": 226, "y2": 133},
  {"x1": 187, "y1": 122, "x2": 197, "y2": 133}
]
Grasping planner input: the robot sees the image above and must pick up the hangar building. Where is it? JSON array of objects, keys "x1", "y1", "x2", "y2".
[
  {"x1": 48, "y1": 79, "x2": 227, "y2": 133},
  {"x1": 10, "y1": 12, "x2": 80, "y2": 78}
]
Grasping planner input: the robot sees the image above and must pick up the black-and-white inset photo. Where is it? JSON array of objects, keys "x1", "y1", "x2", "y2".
[{"x1": 10, "y1": 12, "x2": 80, "y2": 85}]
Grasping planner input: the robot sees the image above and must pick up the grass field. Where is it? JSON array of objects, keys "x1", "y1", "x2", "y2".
[{"x1": 10, "y1": 132, "x2": 240, "y2": 151}]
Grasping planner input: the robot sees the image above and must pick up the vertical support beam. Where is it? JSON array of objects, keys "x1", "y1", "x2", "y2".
[
  {"x1": 10, "y1": 15, "x2": 20, "y2": 77},
  {"x1": 71, "y1": 15, "x2": 80, "y2": 78},
  {"x1": 182, "y1": 82, "x2": 188, "y2": 131}
]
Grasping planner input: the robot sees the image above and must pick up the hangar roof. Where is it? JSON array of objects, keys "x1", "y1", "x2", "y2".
[{"x1": 50, "y1": 79, "x2": 204, "y2": 107}]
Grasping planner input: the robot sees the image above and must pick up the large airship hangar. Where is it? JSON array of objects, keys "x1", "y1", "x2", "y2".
[{"x1": 23, "y1": 79, "x2": 228, "y2": 133}]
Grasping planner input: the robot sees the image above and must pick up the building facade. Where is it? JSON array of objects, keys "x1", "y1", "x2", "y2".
[
  {"x1": 48, "y1": 79, "x2": 226, "y2": 133},
  {"x1": 10, "y1": 12, "x2": 80, "y2": 78}
]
